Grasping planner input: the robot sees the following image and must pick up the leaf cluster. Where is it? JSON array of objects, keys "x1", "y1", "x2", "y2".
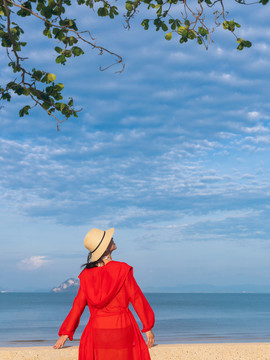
[
  {"x1": 124, "y1": 0, "x2": 257, "y2": 50},
  {"x1": 0, "y1": 0, "x2": 89, "y2": 128},
  {"x1": 0, "y1": 0, "x2": 268, "y2": 128}
]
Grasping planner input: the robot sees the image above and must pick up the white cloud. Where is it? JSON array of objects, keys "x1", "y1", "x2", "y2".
[
  {"x1": 238, "y1": 26, "x2": 270, "y2": 39},
  {"x1": 247, "y1": 111, "x2": 261, "y2": 120},
  {"x1": 28, "y1": 49, "x2": 55, "y2": 62},
  {"x1": 216, "y1": 47, "x2": 224, "y2": 55},
  {"x1": 209, "y1": 71, "x2": 252, "y2": 86},
  {"x1": 255, "y1": 43, "x2": 270, "y2": 52},
  {"x1": 168, "y1": 51, "x2": 194, "y2": 62},
  {"x1": 241, "y1": 125, "x2": 269, "y2": 134},
  {"x1": 247, "y1": 111, "x2": 270, "y2": 121},
  {"x1": 153, "y1": 89, "x2": 178, "y2": 99},
  {"x1": 121, "y1": 115, "x2": 157, "y2": 125},
  {"x1": 17, "y1": 256, "x2": 51, "y2": 271},
  {"x1": 217, "y1": 132, "x2": 237, "y2": 140},
  {"x1": 246, "y1": 135, "x2": 270, "y2": 144}
]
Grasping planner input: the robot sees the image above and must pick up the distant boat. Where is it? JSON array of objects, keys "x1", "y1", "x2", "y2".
[{"x1": 0, "y1": 291, "x2": 8, "y2": 293}]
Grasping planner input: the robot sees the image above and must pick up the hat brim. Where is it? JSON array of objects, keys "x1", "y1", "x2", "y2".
[{"x1": 90, "y1": 227, "x2": 114, "y2": 262}]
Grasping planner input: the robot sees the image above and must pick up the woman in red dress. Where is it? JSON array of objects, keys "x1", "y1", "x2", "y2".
[{"x1": 53, "y1": 227, "x2": 155, "y2": 360}]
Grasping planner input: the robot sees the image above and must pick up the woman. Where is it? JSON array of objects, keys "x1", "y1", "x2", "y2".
[{"x1": 54, "y1": 227, "x2": 155, "y2": 360}]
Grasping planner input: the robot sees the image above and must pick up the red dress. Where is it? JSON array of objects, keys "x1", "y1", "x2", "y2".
[{"x1": 59, "y1": 261, "x2": 155, "y2": 360}]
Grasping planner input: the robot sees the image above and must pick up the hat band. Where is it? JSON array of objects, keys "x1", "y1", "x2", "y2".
[{"x1": 91, "y1": 231, "x2": 106, "y2": 254}]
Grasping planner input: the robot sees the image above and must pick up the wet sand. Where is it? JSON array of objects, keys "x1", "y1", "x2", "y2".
[{"x1": 1, "y1": 343, "x2": 270, "y2": 360}]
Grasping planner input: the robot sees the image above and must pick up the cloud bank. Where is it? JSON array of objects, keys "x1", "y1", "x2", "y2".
[{"x1": 17, "y1": 256, "x2": 52, "y2": 271}]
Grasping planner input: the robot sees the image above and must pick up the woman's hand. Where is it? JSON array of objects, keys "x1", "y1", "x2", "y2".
[
  {"x1": 53, "y1": 335, "x2": 69, "y2": 349},
  {"x1": 145, "y1": 330, "x2": 155, "y2": 348}
]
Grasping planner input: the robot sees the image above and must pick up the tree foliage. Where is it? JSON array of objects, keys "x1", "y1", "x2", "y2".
[{"x1": 0, "y1": 0, "x2": 269, "y2": 129}]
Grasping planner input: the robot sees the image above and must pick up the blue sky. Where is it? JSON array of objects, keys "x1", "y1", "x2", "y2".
[{"x1": 1, "y1": 2, "x2": 270, "y2": 291}]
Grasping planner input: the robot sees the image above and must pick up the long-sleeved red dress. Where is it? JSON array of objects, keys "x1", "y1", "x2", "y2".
[{"x1": 58, "y1": 261, "x2": 155, "y2": 360}]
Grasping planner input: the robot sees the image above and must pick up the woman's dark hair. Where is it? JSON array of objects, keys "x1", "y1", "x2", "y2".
[{"x1": 81, "y1": 239, "x2": 113, "y2": 269}]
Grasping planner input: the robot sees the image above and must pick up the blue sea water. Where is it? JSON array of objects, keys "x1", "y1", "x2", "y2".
[{"x1": 1, "y1": 292, "x2": 270, "y2": 347}]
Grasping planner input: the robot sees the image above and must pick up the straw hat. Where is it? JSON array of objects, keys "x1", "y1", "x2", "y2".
[{"x1": 84, "y1": 227, "x2": 114, "y2": 262}]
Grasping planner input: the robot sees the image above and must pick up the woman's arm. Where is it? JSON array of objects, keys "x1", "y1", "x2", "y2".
[
  {"x1": 53, "y1": 284, "x2": 87, "y2": 348},
  {"x1": 125, "y1": 269, "x2": 155, "y2": 336}
]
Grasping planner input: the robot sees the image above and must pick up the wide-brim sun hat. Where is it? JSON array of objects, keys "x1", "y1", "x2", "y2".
[{"x1": 84, "y1": 227, "x2": 114, "y2": 262}]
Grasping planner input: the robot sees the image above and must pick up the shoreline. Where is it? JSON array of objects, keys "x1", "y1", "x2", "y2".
[
  {"x1": 1, "y1": 338, "x2": 270, "y2": 347},
  {"x1": 1, "y1": 343, "x2": 270, "y2": 360}
]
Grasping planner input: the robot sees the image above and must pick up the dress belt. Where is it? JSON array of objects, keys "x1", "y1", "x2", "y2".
[{"x1": 91, "y1": 308, "x2": 130, "y2": 318}]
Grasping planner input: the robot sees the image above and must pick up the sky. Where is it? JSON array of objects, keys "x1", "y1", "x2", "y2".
[{"x1": 1, "y1": 1, "x2": 270, "y2": 292}]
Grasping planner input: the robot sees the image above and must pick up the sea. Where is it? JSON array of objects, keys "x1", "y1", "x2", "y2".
[{"x1": 1, "y1": 292, "x2": 270, "y2": 347}]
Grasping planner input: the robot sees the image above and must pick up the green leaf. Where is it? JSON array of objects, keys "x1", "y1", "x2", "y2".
[
  {"x1": 13, "y1": 84, "x2": 26, "y2": 95},
  {"x1": 188, "y1": 30, "x2": 196, "y2": 40},
  {"x1": 237, "y1": 44, "x2": 244, "y2": 50},
  {"x1": 56, "y1": 54, "x2": 66, "y2": 64},
  {"x1": 141, "y1": 19, "x2": 149, "y2": 30},
  {"x1": 181, "y1": 29, "x2": 188, "y2": 38},
  {"x1": 42, "y1": 101, "x2": 51, "y2": 110},
  {"x1": 125, "y1": 2, "x2": 133, "y2": 11},
  {"x1": 68, "y1": 36, "x2": 78, "y2": 46},
  {"x1": 97, "y1": 7, "x2": 108, "y2": 17},
  {"x1": 54, "y1": 93, "x2": 63, "y2": 100},
  {"x1": 236, "y1": 38, "x2": 252, "y2": 50},
  {"x1": 32, "y1": 70, "x2": 43, "y2": 81},
  {"x1": 19, "y1": 105, "x2": 31, "y2": 117},
  {"x1": 223, "y1": 20, "x2": 240, "y2": 32},
  {"x1": 72, "y1": 46, "x2": 84, "y2": 56},
  {"x1": 55, "y1": 46, "x2": 62, "y2": 54},
  {"x1": 53, "y1": 28, "x2": 66, "y2": 41},
  {"x1": 177, "y1": 26, "x2": 186, "y2": 34},
  {"x1": 223, "y1": 21, "x2": 229, "y2": 30},
  {"x1": 161, "y1": 23, "x2": 168, "y2": 32},
  {"x1": 55, "y1": 83, "x2": 64, "y2": 91},
  {"x1": 198, "y1": 27, "x2": 208, "y2": 37},
  {"x1": 165, "y1": 32, "x2": 172, "y2": 41},
  {"x1": 47, "y1": 73, "x2": 56, "y2": 82},
  {"x1": 2, "y1": 93, "x2": 11, "y2": 102},
  {"x1": 43, "y1": 28, "x2": 52, "y2": 38},
  {"x1": 60, "y1": 103, "x2": 66, "y2": 112}
]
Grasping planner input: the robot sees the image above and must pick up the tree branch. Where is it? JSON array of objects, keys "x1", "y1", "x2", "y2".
[{"x1": 6, "y1": 0, "x2": 124, "y2": 71}]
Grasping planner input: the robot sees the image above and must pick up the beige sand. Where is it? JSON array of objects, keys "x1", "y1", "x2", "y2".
[{"x1": 1, "y1": 343, "x2": 270, "y2": 360}]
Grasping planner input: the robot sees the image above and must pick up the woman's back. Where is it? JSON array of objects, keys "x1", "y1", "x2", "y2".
[
  {"x1": 79, "y1": 261, "x2": 131, "y2": 312},
  {"x1": 59, "y1": 261, "x2": 155, "y2": 360}
]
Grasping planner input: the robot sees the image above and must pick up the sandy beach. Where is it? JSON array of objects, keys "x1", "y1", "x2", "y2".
[{"x1": 1, "y1": 343, "x2": 270, "y2": 360}]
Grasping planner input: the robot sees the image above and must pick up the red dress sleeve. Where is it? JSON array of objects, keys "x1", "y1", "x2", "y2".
[
  {"x1": 58, "y1": 284, "x2": 87, "y2": 341},
  {"x1": 125, "y1": 268, "x2": 155, "y2": 333}
]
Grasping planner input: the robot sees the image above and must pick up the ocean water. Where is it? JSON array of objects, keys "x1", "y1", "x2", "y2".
[{"x1": 1, "y1": 292, "x2": 270, "y2": 347}]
